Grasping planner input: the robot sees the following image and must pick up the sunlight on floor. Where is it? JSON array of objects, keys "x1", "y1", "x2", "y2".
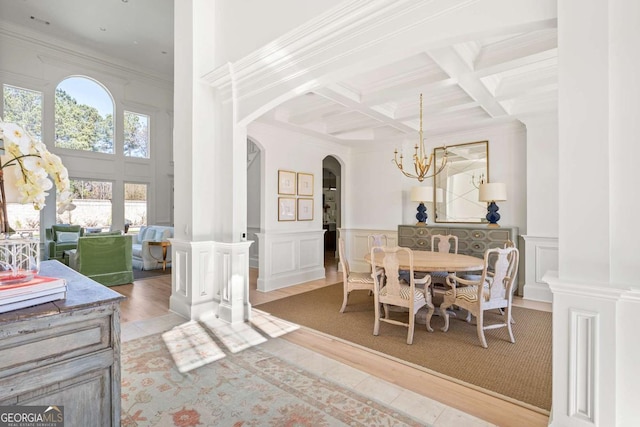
[
  {"x1": 250, "y1": 309, "x2": 300, "y2": 337},
  {"x1": 161, "y1": 321, "x2": 225, "y2": 373},
  {"x1": 161, "y1": 310, "x2": 301, "y2": 373}
]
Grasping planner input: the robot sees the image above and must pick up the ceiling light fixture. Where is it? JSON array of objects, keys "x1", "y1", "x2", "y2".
[
  {"x1": 393, "y1": 94, "x2": 447, "y2": 182},
  {"x1": 30, "y1": 16, "x2": 50, "y2": 25}
]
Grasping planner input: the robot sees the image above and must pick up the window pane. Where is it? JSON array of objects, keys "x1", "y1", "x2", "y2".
[
  {"x1": 124, "y1": 111, "x2": 150, "y2": 158},
  {"x1": 4, "y1": 85, "x2": 43, "y2": 235},
  {"x1": 59, "y1": 180, "x2": 113, "y2": 232},
  {"x1": 54, "y1": 77, "x2": 114, "y2": 154},
  {"x1": 125, "y1": 182, "x2": 147, "y2": 234},
  {"x1": 3, "y1": 84, "x2": 42, "y2": 140}
]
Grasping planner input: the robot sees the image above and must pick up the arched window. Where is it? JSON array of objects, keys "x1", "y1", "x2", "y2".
[{"x1": 55, "y1": 76, "x2": 114, "y2": 154}]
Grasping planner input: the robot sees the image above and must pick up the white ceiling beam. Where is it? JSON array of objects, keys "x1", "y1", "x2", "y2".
[
  {"x1": 315, "y1": 85, "x2": 416, "y2": 134},
  {"x1": 427, "y1": 47, "x2": 508, "y2": 118},
  {"x1": 361, "y1": 77, "x2": 457, "y2": 106}
]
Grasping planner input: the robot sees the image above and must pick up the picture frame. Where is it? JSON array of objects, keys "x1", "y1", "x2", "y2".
[
  {"x1": 297, "y1": 198, "x2": 314, "y2": 221},
  {"x1": 278, "y1": 197, "x2": 296, "y2": 221},
  {"x1": 297, "y1": 172, "x2": 314, "y2": 196},
  {"x1": 278, "y1": 170, "x2": 296, "y2": 195}
]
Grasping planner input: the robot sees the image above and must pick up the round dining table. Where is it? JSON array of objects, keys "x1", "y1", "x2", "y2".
[{"x1": 365, "y1": 250, "x2": 484, "y2": 273}]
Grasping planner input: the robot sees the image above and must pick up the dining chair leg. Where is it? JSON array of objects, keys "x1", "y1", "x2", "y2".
[
  {"x1": 425, "y1": 291, "x2": 435, "y2": 333},
  {"x1": 476, "y1": 310, "x2": 488, "y2": 348},
  {"x1": 440, "y1": 300, "x2": 452, "y2": 332},
  {"x1": 506, "y1": 305, "x2": 515, "y2": 343},
  {"x1": 340, "y1": 290, "x2": 348, "y2": 313},
  {"x1": 407, "y1": 313, "x2": 415, "y2": 345},
  {"x1": 373, "y1": 297, "x2": 381, "y2": 336}
]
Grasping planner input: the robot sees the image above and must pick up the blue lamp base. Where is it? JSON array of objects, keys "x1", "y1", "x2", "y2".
[
  {"x1": 415, "y1": 202, "x2": 428, "y2": 226},
  {"x1": 485, "y1": 201, "x2": 501, "y2": 227}
]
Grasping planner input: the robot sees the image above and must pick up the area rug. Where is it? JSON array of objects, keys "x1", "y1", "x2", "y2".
[
  {"x1": 121, "y1": 326, "x2": 426, "y2": 426},
  {"x1": 255, "y1": 283, "x2": 552, "y2": 412}
]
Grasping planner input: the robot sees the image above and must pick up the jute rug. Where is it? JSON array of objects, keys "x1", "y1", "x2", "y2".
[
  {"x1": 255, "y1": 283, "x2": 552, "y2": 412},
  {"x1": 121, "y1": 323, "x2": 426, "y2": 426}
]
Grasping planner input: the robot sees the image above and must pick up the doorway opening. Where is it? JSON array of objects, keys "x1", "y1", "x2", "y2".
[{"x1": 322, "y1": 156, "x2": 341, "y2": 263}]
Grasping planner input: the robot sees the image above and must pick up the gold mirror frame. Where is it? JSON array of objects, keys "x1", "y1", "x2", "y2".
[{"x1": 433, "y1": 140, "x2": 489, "y2": 223}]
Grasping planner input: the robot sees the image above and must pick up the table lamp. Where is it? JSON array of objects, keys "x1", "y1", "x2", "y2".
[
  {"x1": 410, "y1": 186, "x2": 433, "y2": 226},
  {"x1": 479, "y1": 182, "x2": 507, "y2": 227}
]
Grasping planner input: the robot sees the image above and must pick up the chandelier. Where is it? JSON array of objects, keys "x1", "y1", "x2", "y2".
[{"x1": 393, "y1": 94, "x2": 447, "y2": 182}]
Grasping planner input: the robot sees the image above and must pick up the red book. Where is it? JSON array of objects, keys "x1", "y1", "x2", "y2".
[{"x1": 0, "y1": 275, "x2": 67, "y2": 299}]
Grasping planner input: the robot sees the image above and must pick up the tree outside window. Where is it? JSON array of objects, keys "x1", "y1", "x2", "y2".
[
  {"x1": 54, "y1": 77, "x2": 114, "y2": 154},
  {"x1": 124, "y1": 111, "x2": 150, "y2": 158}
]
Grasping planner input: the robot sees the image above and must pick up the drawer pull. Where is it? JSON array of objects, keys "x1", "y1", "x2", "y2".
[
  {"x1": 473, "y1": 244, "x2": 481, "y2": 250},
  {"x1": 473, "y1": 232, "x2": 482, "y2": 238}
]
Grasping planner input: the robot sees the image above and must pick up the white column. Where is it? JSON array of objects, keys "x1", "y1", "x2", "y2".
[
  {"x1": 550, "y1": 0, "x2": 640, "y2": 425},
  {"x1": 171, "y1": 1, "x2": 251, "y2": 322}
]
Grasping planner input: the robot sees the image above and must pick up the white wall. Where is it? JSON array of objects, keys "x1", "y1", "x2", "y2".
[
  {"x1": 345, "y1": 122, "x2": 527, "y2": 234},
  {"x1": 0, "y1": 24, "x2": 174, "y2": 232}
]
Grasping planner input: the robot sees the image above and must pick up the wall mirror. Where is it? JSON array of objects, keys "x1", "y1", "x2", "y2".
[{"x1": 433, "y1": 140, "x2": 488, "y2": 223}]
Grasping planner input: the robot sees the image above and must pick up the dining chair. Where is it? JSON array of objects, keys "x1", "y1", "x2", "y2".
[
  {"x1": 367, "y1": 234, "x2": 388, "y2": 279},
  {"x1": 371, "y1": 246, "x2": 432, "y2": 344},
  {"x1": 427, "y1": 234, "x2": 459, "y2": 289},
  {"x1": 439, "y1": 246, "x2": 520, "y2": 348},
  {"x1": 338, "y1": 237, "x2": 375, "y2": 313}
]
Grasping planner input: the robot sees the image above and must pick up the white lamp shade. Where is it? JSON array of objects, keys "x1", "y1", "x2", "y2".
[
  {"x1": 410, "y1": 186, "x2": 433, "y2": 202},
  {"x1": 479, "y1": 182, "x2": 507, "y2": 202}
]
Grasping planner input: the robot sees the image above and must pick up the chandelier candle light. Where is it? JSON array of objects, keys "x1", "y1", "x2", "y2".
[{"x1": 393, "y1": 94, "x2": 448, "y2": 182}]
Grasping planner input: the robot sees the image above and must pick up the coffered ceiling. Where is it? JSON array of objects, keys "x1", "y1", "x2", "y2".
[{"x1": 0, "y1": 1, "x2": 558, "y2": 142}]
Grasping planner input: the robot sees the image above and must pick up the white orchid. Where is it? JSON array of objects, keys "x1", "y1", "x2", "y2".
[{"x1": 0, "y1": 118, "x2": 75, "y2": 216}]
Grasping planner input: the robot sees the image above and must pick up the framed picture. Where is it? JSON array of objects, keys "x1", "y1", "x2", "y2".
[
  {"x1": 297, "y1": 198, "x2": 314, "y2": 221},
  {"x1": 278, "y1": 170, "x2": 296, "y2": 195},
  {"x1": 297, "y1": 172, "x2": 314, "y2": 196},
  {"x1": 278, "y1": 197, "x2": 296, "y2": 221}
]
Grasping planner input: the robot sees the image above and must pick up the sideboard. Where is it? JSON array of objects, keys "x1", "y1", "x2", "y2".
[
  {"x1": 398, "y1": 224, "x2": 522, "y2": 293},
  {"x1": 0, "y1": 260, "x2": 124, "y2": 426}
]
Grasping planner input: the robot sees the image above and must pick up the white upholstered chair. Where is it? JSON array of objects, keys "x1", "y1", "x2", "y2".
[
  {"x1": 439, "y1": 246, "x2": 520, "y2": 348},
  {"x1": 371, "y1": 246, "x2": 432, "y2": 344},
  {"x1": 338, "y1": 237, "x2": 375, "y2": 313}
]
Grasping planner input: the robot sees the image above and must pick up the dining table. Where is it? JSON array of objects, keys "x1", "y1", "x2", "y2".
[{"x1": 364, "y1": 249, "x2": 485, "y2": 331}]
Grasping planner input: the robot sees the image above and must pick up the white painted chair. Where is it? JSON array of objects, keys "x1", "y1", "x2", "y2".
[
  {"x1": 426, "y1": 234, "x2": 459, "y2": 290},
  {"x1": 367, "y1": 234, "x2": 388, "y2": 279},
  {"x1": 338, "y1": 237, "x2": 375, "y2": 313},
  {"x1": 439, "y1": 246, "x2": 520, "y2": 348},
  {"x1": 371, "y1": 246, "x2": 432, "y2": 344}
]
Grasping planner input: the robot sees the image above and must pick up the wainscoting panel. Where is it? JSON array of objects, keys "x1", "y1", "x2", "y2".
[
  {"x1": 256, "y1": 230, "x2": 326, "y2": 292},
  {"x1": 338, "y1": 228, "x2": 397, "y2": 273},
  {"x1": 523, "y1": 235, "x2": 558, "y2": 302},
  {"x1": 569, "y1": 309, "x2": 596, "y2": 423}
]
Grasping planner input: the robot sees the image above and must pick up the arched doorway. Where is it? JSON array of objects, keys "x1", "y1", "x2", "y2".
[{"x1": 322, "y1": 156, "x2": 341, "y2": 261}]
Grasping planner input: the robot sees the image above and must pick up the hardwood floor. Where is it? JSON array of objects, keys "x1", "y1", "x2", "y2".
[{"x1": 113, "y1": 252, "x2": 551, "y2": 427}]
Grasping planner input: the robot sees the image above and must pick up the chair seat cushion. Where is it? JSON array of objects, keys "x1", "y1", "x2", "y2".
[
  {"x1": 348, "y1": 272, "x2": 374, "y2": 284},
  {"x1": 381, "y1": 284, "x2": 425, "y2": 302},
  {"x1": 445, "y1": 285, "x2": 490, "y2": 302}
]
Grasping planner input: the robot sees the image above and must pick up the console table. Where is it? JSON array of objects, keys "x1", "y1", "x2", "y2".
[
  {"x1": 398, "y1": 224, "x2": 521, "y2": 293},
  {"x1": 0, "y1": 260, "x2": 124, "y2": 426}
]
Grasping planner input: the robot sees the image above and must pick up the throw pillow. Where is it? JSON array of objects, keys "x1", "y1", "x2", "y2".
[{"x1": 57, "y1": 231, "x2": 80, "y2": 243}]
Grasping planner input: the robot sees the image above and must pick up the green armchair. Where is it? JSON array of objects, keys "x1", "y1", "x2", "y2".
[
  {"x1": 69, "y1": 234, "x2": 134, "y2": 286},
  {"x1": 45, "y1": 225, "x2": 84, "y2": 263}
]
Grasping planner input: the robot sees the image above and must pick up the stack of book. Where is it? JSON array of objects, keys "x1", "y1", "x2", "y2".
[{"x1": 0, "y1": 275, "x2": 67, "y2": 313}]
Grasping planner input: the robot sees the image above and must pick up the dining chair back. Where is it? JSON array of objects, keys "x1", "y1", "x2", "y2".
[
  {"x1": 439, "y1": 246, "x2": 520, "y2": 348},
  {"x1": 428, "y1": 234, "x2": 459, "y2": 290},
  {"x1": 338, "y1": 237, "x2": 375, "y2": 313},
  {"x1": 371, "y1": 246, "x2": 432, "y2": 344}
]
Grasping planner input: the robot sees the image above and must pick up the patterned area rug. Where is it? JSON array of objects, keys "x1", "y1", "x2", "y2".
[{"x1": 121, "y1": 322, "x2": 426, "y2": 426}]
